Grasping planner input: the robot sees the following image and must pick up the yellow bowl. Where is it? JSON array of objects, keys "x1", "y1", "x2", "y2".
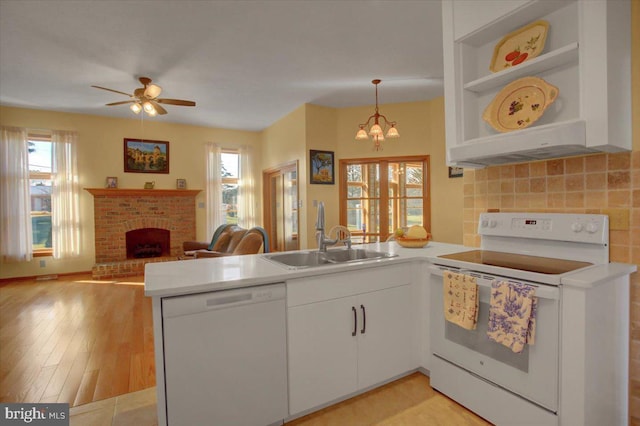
[{"x1": 396, "y1": 237, "x2": 430, "y2": 248}]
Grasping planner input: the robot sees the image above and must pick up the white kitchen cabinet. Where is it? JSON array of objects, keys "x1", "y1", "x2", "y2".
[
  {"x1": 356, "y1": 285, "x2": 413, "y2": 390},
  {"x1": 287, "y1": 264, "x2": 414, "y2": 416},
  {"x1": 287, "y1": 295, "x2": 359, "y2": 414},
  {"x1": 442, "y1": 0, "x2": 631, "y2": 167}
]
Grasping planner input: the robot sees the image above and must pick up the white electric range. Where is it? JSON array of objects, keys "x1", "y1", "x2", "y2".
[{"x1": 427, "y1": 212, "x2": 636, "y2": 426}]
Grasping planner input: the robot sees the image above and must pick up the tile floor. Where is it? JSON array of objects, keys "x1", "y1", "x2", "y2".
[{"x1": 69, "y1": 387, "x2": 157, "y2": 426}]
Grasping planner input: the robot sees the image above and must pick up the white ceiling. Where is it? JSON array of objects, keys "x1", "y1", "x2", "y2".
[{"x1": 0, "y1": 0, "x2": 444, "y2": 132}]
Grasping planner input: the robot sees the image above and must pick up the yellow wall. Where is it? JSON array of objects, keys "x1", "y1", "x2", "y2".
[
  {"x1": 261, "y1": 97, "x2": 461, "y2": 249},
  {"x1": 304, "y1": 104, "x2": 338, "y2": 249},
  {"x1": 0, "y1": 106, "x2": 260, "y2": 279},
  {"x1": 259, "y1": 105, "x2": 309, "y2": 248},
  {"x1": 334, "y1": 97, "x2": 463, "y2": 244}
]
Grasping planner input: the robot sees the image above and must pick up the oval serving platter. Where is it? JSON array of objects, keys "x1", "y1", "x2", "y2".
[
  {"x1": 490, "y1": 20, "x2": 549, "y2": 73},
  {"x1": 482, "y1": 76, "x2": 558, "y2": 133}
]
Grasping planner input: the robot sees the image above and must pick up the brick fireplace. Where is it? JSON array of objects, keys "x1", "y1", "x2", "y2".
[{"x1": 85, "y1": 188, "x2": 201, "y2": 279}]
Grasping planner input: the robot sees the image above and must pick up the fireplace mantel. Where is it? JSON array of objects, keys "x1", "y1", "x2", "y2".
[{"x1": 85, "y1": 188, "x2": 201, "y2": 197}]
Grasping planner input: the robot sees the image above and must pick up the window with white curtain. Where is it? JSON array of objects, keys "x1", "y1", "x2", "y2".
[
  {"x1": 221, "y1": 151, "x2": 239, "y2": 225},
  {"x1": 0, "y1": 126, "x2": 80, "y2": 262},
  {"x1": 28, "y1": 137, "x2": 54, "y2": 254},
  {"x1": 205, "y1": 145, "x2": 256, "y2": 237}
]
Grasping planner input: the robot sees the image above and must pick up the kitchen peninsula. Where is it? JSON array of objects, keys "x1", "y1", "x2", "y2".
[
  {"x1": 145, "y1": 241, "x2": 464, "y2": 426},
  {"x1": 145, "y1": 236, "x2": 635, "y2": 426}
]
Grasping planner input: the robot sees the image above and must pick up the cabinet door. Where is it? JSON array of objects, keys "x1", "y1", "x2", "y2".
[
  {"x1": 287, "y1": 296, "x2": 358, "y2": 415},
  {"x1": 357, "y1": 284, "x2": 413, "y2": 390}
]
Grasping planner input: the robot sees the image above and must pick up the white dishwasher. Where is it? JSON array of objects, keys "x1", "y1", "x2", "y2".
[{"x1": 162, "y1": 283, "x2": 288, "y2": 426}]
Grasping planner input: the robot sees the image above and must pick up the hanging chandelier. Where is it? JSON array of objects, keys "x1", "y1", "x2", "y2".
[{"x1": 355, "y1": 79, "x2": 399, "y2": 150}]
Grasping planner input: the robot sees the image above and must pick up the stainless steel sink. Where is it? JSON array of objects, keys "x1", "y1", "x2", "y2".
[{"x1": 263, "y1": 248, "x2": 397, "y2": 269}]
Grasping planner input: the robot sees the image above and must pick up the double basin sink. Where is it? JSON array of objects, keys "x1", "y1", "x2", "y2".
[{"x1": 263, "y1": 248, "x2": 397, "y2": 269}]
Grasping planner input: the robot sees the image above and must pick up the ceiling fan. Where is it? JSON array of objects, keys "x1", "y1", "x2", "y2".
[{"x1": 92, "y1": 76, "x2": 196, "y2": 116}]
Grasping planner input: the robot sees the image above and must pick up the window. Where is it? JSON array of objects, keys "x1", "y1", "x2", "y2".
[
  {"x1": 340, "y1": 156, "x2": 430, "y2": 243},
  {"x1": 28, "y1": 137, "x2": 53, "y2": 254},
  {"x1": 221, "y1": 150, "x2": 239, "y2": 224}
]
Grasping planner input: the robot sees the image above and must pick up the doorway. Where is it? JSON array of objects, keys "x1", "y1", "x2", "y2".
[{"x1": 263, "y1": 161, "x2": 299, "y2": 252}]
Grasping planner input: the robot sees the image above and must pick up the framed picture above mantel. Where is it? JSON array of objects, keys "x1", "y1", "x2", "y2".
[{"x1": 124, "y1": 138, "x2": 169, "y2": 174}]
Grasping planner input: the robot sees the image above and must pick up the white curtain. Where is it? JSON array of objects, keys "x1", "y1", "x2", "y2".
[
  {"x1": 0, "y1": 126, "x2": 32, "y2": 262},
  {"x1": 237, "y1": 145, "x2": 257, "y2": 228},
  {"x1": 205, "y1": 142, "x2": 224, "y2": 237},
  {"x1": 51, "y1": 130, "x2": 80, "y2": 259}
]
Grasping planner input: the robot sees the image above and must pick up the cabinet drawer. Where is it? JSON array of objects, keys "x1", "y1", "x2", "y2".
[{"x1": 287, "y1": 262, "x2": 413, "y2": 307}]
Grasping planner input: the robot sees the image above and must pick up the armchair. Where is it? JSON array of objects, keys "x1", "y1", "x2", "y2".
[{"x1": 182, "y1": 225, "x2": 269, "y2": 259}]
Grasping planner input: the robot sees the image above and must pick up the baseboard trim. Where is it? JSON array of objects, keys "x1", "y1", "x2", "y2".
[{"x1": 0, "y1": 270, "x2": 94, "y2": 284}]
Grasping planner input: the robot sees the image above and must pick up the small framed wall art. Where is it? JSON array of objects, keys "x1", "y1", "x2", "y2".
[
  {"x1": 124, "y1": 138, "x2": 170, "y2": 174},
  {"x1": 176, "y1": 178, "x2": 187, "y2": 189},
  {"x1": 448, "y1": 166, "x2": 464, "y2": 178},
  {"x1": 106, "y1": 176, "x2": 118, "y2": 188},
  {"x1": 310, "y1": 150, "x2": 335, "y2": 184}
]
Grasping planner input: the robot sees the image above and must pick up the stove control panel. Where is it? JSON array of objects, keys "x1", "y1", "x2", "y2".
[{"x1": 478, "y1": 212, "x2": 608, "y2": 245}]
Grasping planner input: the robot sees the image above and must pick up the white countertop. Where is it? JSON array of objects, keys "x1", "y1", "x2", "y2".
[{"x1": 144, "y1": 241, "x2": 467, "y2": 298}]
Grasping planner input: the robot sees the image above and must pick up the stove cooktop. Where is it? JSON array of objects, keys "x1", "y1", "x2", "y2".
[{"x1": 437, "y1": 250, "x2": 593, "y2": 275}]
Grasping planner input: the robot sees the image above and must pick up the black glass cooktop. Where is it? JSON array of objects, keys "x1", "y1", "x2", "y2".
[{"x1": 438, "y1": 250, "x2": 593, "y2": 275}]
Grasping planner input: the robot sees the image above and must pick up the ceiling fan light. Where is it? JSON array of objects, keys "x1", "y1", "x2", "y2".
[
  {"x1": 130, "y1": 103, "x2": 142, "y2": 114},
  {"x1": 143, "y1": 101, "x2": 155, "y2": 113},
  {"x1": 386, "y1": 125, "x2": 400, "y2": 138},
  {"x1": 144, "y1": 84, "x2": 162, "y2": 99},
  {"x1": 355, "y1": 128, "x2": 369, "y2": 140},
  {"x1": 146, "y1": 108, "x2": 158, "y2": 117},
  {"x1": 369, "y1": 123, "x2": 383, "y2": 136}
]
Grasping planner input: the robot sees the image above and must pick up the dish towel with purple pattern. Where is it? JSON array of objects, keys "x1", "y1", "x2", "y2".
[
  {"x1": 443, "y1": 271, "x2": 479, "y2": 330},
  {"x1": 487, "y1": 280, "x2": 538, "y2": 353}
]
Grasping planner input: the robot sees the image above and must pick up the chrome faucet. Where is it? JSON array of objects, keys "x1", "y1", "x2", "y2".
[{"x1": 316, "y1": 202, "x2": 337, "y2": 252}]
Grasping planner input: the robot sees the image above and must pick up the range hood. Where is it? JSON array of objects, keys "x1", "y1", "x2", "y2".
[{"x1": 448, "y1": 119, "x2": 628, "y2": 169}]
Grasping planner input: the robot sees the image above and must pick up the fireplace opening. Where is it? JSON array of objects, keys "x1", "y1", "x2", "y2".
[{"x1": 126, "y1": 228, "x2": 170, "y2": 259}]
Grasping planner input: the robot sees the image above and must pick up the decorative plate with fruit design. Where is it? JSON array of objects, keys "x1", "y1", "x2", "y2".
[
  {"x1": 490, "y1": 20, "x2": 549, "y2": 73},
  {"x1": 482, "y1": 76, "x2": 558, "y2": 133}
]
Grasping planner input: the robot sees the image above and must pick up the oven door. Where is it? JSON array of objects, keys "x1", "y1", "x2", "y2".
[{"x1": 429, "y1": 264, "x2": 560, "y2": 412}]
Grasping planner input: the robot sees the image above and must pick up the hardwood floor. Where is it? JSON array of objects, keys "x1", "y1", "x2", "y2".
[{"x1": 0, "y1": 274, "x2": 155, "y2": 407}]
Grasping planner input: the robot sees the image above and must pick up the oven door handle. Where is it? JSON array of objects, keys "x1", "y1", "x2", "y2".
[{"x1": 428, "y1": 264, "x2": 560, "y2": 301}]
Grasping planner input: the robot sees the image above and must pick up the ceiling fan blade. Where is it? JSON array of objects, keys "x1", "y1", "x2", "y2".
[
  {"x1": 91, "y1": 85, "x2": 132, "y2": 97},
  {"x1": 157, "y1": 98, "x2": 196, "y2": 107},
  {"x1": 151, "y1": 101, "x2": 168, "y2": 115},
  {"x1": 106, "y1": 100, "x2": 136, "y2": 106}
]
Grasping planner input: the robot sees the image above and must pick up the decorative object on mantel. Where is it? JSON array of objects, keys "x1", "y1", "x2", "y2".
[
  {"x1": 448, "y1": 166, "x2": 463, "y2": 178},
  {"x1": 144, "y1": 181, "x2": 155, "y2": 189},
  {"x1": 106, "y1": 176, "x2": 118, "y2": 188},
  {"x1": 124, "y1": 138, "x2": 169, "y2": 173},
  {"x1": 489, "y1": 20, "x2": 549, "y2": 72},
  {"x1": 482, "y1": 76, "x2": 558, "y2": 133},
  {"x1": 176, "y1": 178, "x2": 187, "y2": 189},
  {"x1": 91, "y1": 76, "x2": 196, "y2": 117},
  {"x1": 310, "y1": 150, "x2": 335, "y2": 184},
  {"x1": 355, "y1": 79, "x2": 399, "y2": 151},
  {"x1": 84, "y1": 188, "x2": 201, "y2": 197}
]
